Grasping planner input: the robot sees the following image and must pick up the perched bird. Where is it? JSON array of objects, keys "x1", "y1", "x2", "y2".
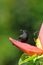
[{"x1": 17, "y1": 29, "x2": 29, "y2": 43}]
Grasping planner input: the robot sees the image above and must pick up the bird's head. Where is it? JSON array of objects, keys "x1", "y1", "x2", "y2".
[{"x1": 20, "y1": 29, "x2": 28, "y2": 34}]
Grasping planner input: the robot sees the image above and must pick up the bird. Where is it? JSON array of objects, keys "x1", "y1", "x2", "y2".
[{"x1": 17, "y1": 29, "x2": 29, "y2": 43}]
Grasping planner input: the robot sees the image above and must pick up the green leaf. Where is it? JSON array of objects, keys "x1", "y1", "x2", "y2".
[
  {"x1": 34, "y1": 55, "x2": 43, "y2": 62},
  {"x1": 18, "y1": 53, "x2": 43, "y2": 65},
  {"x1": 34, "y1": 55, "x2": 43, "y2": 65},
  {"x1": 27, "y1": 61, "x2": 35, "y2": 65},
  {"x1": 18, "y1": 53, "x2": 29, "y2": 65},
  {"x1": 35, "y1": 58, "x2": 43, "y2": 65},
  {"x1": 18, "y1": 53, "x2": 37, "y2": 65}
]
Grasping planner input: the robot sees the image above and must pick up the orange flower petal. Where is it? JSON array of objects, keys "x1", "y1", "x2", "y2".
[{"x1": 9, "y1": 37, "x2": 43, "y2": 56}]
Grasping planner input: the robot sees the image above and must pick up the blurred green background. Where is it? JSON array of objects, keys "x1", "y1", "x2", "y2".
[{"x1": 0, "y1": 0, "x2": 43, "y2": 65}]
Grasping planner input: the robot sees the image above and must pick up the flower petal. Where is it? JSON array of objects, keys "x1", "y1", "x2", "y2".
[
  {"x1": 39, "y1": 23, "x2": 43, "y2": 49},
  {"x1": 9, "y1": 37, "x2": 43, "y2": 56}
]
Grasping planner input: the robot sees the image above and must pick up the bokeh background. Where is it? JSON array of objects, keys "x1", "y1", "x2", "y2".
[{"x1": 0, "y1": 0, "x2": 43, "y2": 65}]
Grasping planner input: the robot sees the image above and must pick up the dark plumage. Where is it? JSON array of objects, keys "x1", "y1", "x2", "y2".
[{"x1": 17, "y1": 30, "x2": 29, "y2": 42}]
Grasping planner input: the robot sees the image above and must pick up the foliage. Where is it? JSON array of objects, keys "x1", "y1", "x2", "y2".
[{"x1": 18, "y1": 53, "x2": 43, "y2": 65}]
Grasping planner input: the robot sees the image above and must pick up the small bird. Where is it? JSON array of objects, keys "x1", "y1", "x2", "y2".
[{"x1": 17, "y1": 29, "x2": 29, "y2": 43}]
